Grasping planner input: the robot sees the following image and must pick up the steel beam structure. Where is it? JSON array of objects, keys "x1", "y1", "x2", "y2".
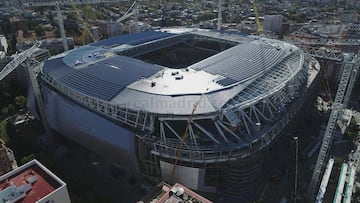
[
  {"x1": 55, "y1": 3, "x2": 69, "y2": 52},
  {"x1": 42, "y1": 72, "x2": 155, "y2": 132},
  {"x1": 0, "y1": 42, "x2": 40, "y2": 81},
  {"x1": 300, "y1": 46, "x2": 343, "y2": 62},
  {"x1": 308, "y1": 55, "x2": 359, "y2": 199},
  {"x1": 25, "y1": 60, "x2": 54, "y2": 142}
]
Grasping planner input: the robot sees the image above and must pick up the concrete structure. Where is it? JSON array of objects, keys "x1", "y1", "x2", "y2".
[
  {"x1": 27, "y1": 28, "x2": 320, "y2": 201},
  {"x1": 263, "y1": 15, "x2": 283, "y2": 35},
  {"x1": 9, "y1": 16, "x2": 28, "y2": 33},
  {"x1": 92, "y1": 20, "x2": 122, "y2": 38},
  {"x1": 341, "y1": 11, "x2": 359, "y2": 23},
  {"x1": 0, "y1": 159, "x2": 71, "y2": 203}
]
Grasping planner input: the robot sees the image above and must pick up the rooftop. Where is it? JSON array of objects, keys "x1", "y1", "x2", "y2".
[
  {"x1": 42, "y1": 28, "x2": 301, "y2": 115},
  {"x1": 141, "y1": 182, "x2": 213, "y2": 203},
  {"x1": 0, "y1": 159, "x2": 66, "y2": 203}
]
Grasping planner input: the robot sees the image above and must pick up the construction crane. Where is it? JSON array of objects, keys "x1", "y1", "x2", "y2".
[
  {"x1": 0, "y1": 42, "x2": 40, "y2": 81},
  {"x1": 117, "y1": 0, "x2": 137, "y2": 23},
  {"x1": 307, "y1": 54, "x2": 359, "y2": 200},
  {"x1": 55, "y1": 2, "x2": 69, "y2": 51},
  {"x1": 70, "y1": 0, "x2": 97, "y2": 44},
  {"x1": 217, "y1": 0, "x2": 222, "y2": 31},
  {"x1": 116, "y1": 0, "x2": 139, "y2": 33},
  {"x1": 24, "y1": 1, "x2": 125, "y2": 50},
  {"x1": 0, "y1": 42, "x2": 54, "y2": 141},
  {"x1": 252, "y1": 0, "x2": 262, "y2": 34},
  {"x1": 169, "y1": 94, "x2": 204, "y2": 184}
]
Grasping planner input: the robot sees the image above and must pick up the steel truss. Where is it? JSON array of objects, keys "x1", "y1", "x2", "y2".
[
  {"x1": 0, "y1": 42, "x2": 41, "y2": 81},
  {"x1": 308, "y1": 54, "x2": 360, "y2": 198},
  {"x1": 298, "y1": 46, "x2": 343, "y2": 62},
  {"x1": 42, "y1": 72, "x2": 155, "y2": 132},
  {"x1": 150, "y1": 51, "x2": 309, "y2": 163}
]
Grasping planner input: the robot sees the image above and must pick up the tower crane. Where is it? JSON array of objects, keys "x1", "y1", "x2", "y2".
[
  {"x1": 24, "y1": 1, "x2": 125, "y2": 50},
  {"x1": 116, "y1": 0, "x2": 137, "y2": 23},
  {"x1": 0, "y1": 42, "x2": 54, "y2": 141},
  {"x1": 116, "y1": 0, "x2": 139, "y2": 33},
  {"x1": 55, "y1": 2, "x2": 69, "y2": 51},
  {"x1": 252, "y1": 0, "x2": 262, "y2": 34},
  {"x1": 70, "y1": 0, "x2": 97, "y2": 44},
  {"x1": 217, "y1": 0, "x2": 222, "y2": 31},
  {"x1": 308, "y1": 54, "x2": 359, "y2": 200}
]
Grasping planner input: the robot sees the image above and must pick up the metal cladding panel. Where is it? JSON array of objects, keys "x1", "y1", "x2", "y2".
[
  {"x1": 43, "y1": 57, "x2": 73, "y2": 79},
  {"x1": 62, "y1": 46, "x2": 108, "y2": 66},
  {"x1": 60, "y1": 56, "x2": 162, "y2": 101},
  {"x1": 90, "y1": 31, "x2": 174, "y2": 47},
  {"x1": 216, "y1": 77, "x2": 238, "y2": 86},
  {"x1": 190, "y1": 43, "x2": 285, "y2": 83},
  {"x1": 41, "y1": 86, "x2": 139, "y2": 172}
]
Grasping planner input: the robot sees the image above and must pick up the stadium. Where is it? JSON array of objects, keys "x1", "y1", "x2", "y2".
[{"x1": 27, "y1": 28, "x2": 319, "y2": 200}]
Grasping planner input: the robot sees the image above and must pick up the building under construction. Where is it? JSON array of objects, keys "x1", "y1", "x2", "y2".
[{"x1": 26, "y1": 28, "x2": 320, "y2": 201}]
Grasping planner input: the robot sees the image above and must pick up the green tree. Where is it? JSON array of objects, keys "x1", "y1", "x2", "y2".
[
  {"x1": 0, "y1": 82, "x2": 10, "y2": 97},
  {"x1": 21, "y1": 154, "x2": 37, "y2": 165},
  {"x1": 344, "y1": 118, "x2": 359, "y2": 140},
  {"x1": 27, "y1": 18, "x2": 37, "y2": 31},
  {"x1": 35, "y1": 25, "x2": 45, "y2": 37},
  {"x1": 1, "y1": 107, "x2": 8, "y2": 115},
  {"x1": 0, "y1": 121, "x2": 8, "y2": 143},
  {"x1": 7, "y1": 104, "x2": 15, "y2": 114},
  {"x1": 15, "y1": 96, "x2": 26, "y2": 109}
]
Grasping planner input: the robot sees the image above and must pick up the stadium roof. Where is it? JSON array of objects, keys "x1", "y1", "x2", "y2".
[{"x1": 43, "y1": 28, "x2": 301, "y2": 115}]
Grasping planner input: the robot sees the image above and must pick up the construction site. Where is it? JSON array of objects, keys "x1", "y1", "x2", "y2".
[{"x1": 0, "y1": 1, "x2": 359, "y2": 203}]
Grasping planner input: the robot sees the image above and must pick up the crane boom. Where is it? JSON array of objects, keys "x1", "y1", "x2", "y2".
[
  {"x1": 253, "y1": 0, "x2": 262, "y2": 34},
  {"x1": 169, "y1": 94, "x2": 204, "y2": 184},
  {"x1": 0, "y1": 42, "x2": 41, "y2": 81},
  {"x1": 116, "y1": 10, "x2": 136, "y2": 23},
  {"x1": 70, "y1": 0, "x2": 97, "y2": 43},
  {"x1": 217, "y1": 0, "x2": 222, "y2": 31},
  {"x1": 55, "y1": 3, "x2": 69, "y2": 51},
  {"x1": 0, "y1": 41, "x2": 54, "y2": 142}
]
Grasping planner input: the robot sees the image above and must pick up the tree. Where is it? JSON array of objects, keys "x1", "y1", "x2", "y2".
[
  {"x1": 15, "y1": 96, "x2": 26, "y2": 109},
  {"x1": 35, "y1": 25, "x2": 45, "y2": 38},
  {"x1": 54, "y1": 29, "x2": 61, "y2": 38},
  {"x1": 0, "y1": 82, "x2": 10, "y2": 98},
  {"x1": 1, "y1": 107, "x2": 8, "y2": 115},
  {"x1": 7, "y1": 104, "x2": 15, "y2": 114},
  {"x1": 0, "y1": 121, "x2": 8, "y2": 143},
  {"x1": 21, "y1": 154, "x2": 37, "y2": 165}
]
